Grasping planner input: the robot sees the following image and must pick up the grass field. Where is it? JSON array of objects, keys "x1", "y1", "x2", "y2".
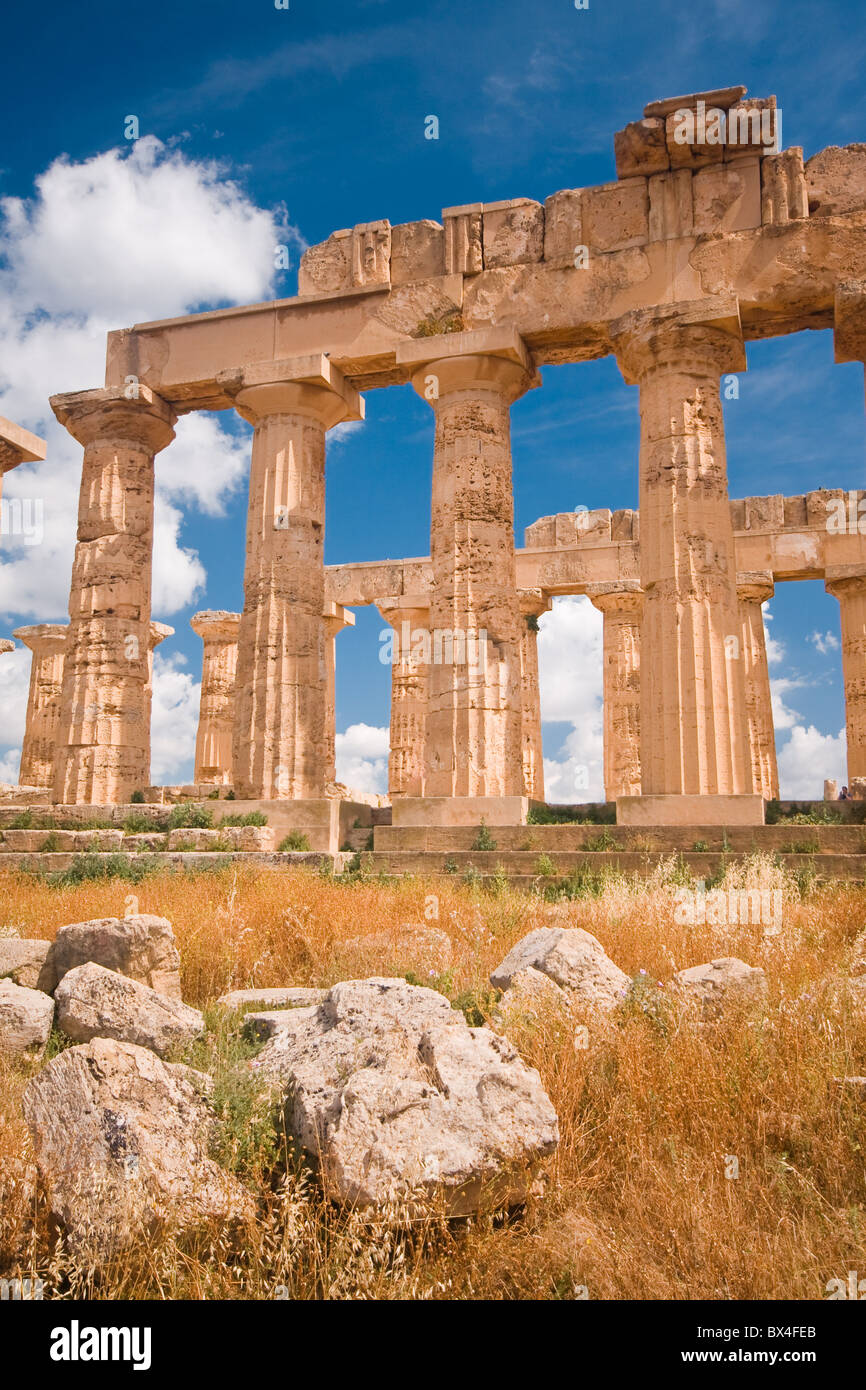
[{"x1": 2, "y1": 855, "x2": 865, "y2": 1300}]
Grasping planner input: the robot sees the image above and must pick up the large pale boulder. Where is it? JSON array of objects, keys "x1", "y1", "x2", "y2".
[
  {"x1": 0, "y1": 978, "x2": 54, "y2": 1055},
  {"x1": 491, "y1": 927, "x2": 629, "y2": 1011},
  {"x1": 257, "y1": 977, "x2": 559, "y2": 1214},
  {"x1": 672, "y1": 957, "x2": 768, "y2": 1020},
  {"x1": 0, "y1": 937, "x2": 52, "y2": 990},
  {"x1": 45, "y1": 915, "x2": 182, "y2": 998},
  {"x1": 23, "y1": 1038, "x2": 253, "y2": 1256},
  {"x1": 54, "y1": 963, "x2": 203, "y2": 1058},
  {"x1": 496, "y1": 967, "x2": 571, "y2": 1025}
]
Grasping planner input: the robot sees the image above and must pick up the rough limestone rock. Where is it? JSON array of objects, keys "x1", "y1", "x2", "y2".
[
  {"x1": 491, "y1": 927, "x2": 629, "y2": 1010},
  {"x1": 672, "y1": 957, "x2": 768, "y2": 1019},
  {"x1": 0, "y1": 937, "x2": 52, "y2": 990},
  {"x1": 23, "y1": 1038, "x2": 253, "y2": 1255},
  {"x1": 217, "y1": 986, "x2": 327, "y2": 1011},
  {"x1": 343, "y1": 924, "x2": 453, "y2": 975},
  {"x1": 244, "y1": 1005, "x2": 320, "y2": 1042},
  {"x1": 54, "y1": 963, "x2": 204, "y2": 1058},
  {"x1": 45, "y1": 915, "x2": 182, "y2": 998},
  {"x1": 257, "y1": 977, "x2": 559, "y2": 1214},
  {"x1": 497, "y1": 967, "x2": 571, "y2": 1023},
  {"x1": 0, "y1": 978, "x2": 54, "y2": 1055}
]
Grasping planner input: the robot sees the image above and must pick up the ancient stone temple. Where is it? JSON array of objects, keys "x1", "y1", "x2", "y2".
[{"x1": 8, "y1": 87, "x2": 866, "y2": 840}]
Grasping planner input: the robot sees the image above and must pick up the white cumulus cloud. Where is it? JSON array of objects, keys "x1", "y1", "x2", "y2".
[
  {"x1": 336, "y1": 722, "x2": 389, "y2": 795},
  {"x1": 538, "y1": 596, "x2": 605, "y2": 802}
]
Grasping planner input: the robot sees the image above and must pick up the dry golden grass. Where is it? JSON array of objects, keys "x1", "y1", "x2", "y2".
[{"x1": 2, "y1": 856, "x2": 866, "y2": 1300}]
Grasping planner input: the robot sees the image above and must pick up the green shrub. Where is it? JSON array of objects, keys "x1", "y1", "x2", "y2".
[
  {"x1": 39, "y1": 832, "x2": 60, "y2": 852},
  {"x1": 42, "y1": 853, "x2": 159, "y2": 886},
  {"x1": 279, "y1": 831, "x2": 311, "y2": 852},
  {"x1": 535, "y1": 853, "x2": 557, "y2": 877},
  {"x1": 471, "y1": 820, "x2": 497, "y2": 851},
  {"x1": 129, "y1": 790, "x2": 145, "y2": 804},
  {"x1": 168, "y1": 804, "x2": 214, "y2": 830},
  {"x1": 220, "y1": 811, "x2": 268, "y2": 827}
]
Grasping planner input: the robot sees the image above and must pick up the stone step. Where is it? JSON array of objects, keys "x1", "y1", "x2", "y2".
[
  {"x1": 360, "y1": 849, "x2": 866, "y2": 881},
  {"x1": 373, "y1": 823, "x2": 866, "y2": 853}
]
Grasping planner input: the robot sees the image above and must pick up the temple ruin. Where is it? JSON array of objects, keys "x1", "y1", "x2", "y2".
[{"x1": 3, "y1": 86, "x2": 866, "y2": 854}]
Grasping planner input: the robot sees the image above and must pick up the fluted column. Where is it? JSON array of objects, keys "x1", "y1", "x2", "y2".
[
  {"x1": 12, "y1": 624, "x2": 67, "y2": 788},
  {"x1": 611, "y1": 300, "x2": 750, "y2": 795},
  {"x1": 49, "y1": 386, "x2": 176, "y2": 804},
  {"x1": 401, "y1": 328, "x2": 538, "y2": 797},
  {"x1": 826, "y1": 570, "x2": 866, "y2": 781},
  {"x1": 190, "y1": 611, "x2": 240, "y2": 786},
  {"x1": 377, "y1": 596, "x2": 430, "y2": 798},
  {"x1": 145, "y1": 621, "x2": 173, "y2": 786},
  {"x1": 587, "y1": 583, "x2": 643, "y2": 800},
  {"x1": 220, "y1": 358, "x2": 363, "y2": 800},
  {"x1": 323, "y1": 601, "x2": 355, "y2": 790},
  {"x1": 737, "y1": 572, "x2": 778, "y2": 799},
  {"x1": 518, "y1": 590, "x2": 550, "y2": 800}
]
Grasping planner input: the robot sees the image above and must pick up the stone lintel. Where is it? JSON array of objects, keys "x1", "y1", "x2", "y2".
[
  {"x1": 0, "y1": 416, "x2": 47, "y2": 470},
  {"x1": 834, "y1": 281, "x2": 866, "y2": 364},
  {"x1": 441, "y1": 202, "x2": 484, "y2": 218},
  {"x1": 322, "y1": 600, "x2": 355, "y2": 629},
  {"x1": 643, "y1": 87, "x2": 748, "y2": 119},
  {"x1": 617, "y1": 793, "x2": 765, "y2": 826},
  {"x1": 392, "y1": 796, "x2": 529, "y2": 827},
  {"x1": 396, "y1": 324, "x2": 533, "y2": 374}
]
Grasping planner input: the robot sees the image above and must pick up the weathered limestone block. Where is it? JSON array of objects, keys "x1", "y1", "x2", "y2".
[
  {"x1": 398, "y1": 328, "x2": 536, "y2": 798},
  {"x1": 761, "y1": 149, "x2": 809, "y2": 225},
  {"x1": 122, "y1": 832, "x2": 166, "y2": 852},
  {"x1": 482, "y1": 198, "x2": 544, "y2": 268},
  {"x1": 587, "y1": 584, "x2": 643, "y2": 800},
  {"x1": 243, "y1": 1005, "x2": 320, "y2": 1042},
  {"x1": 614, "y1": 118, "x2": 669, "y2": 179},
  {"x1": 442, "y1": 203, "x2": 483, "y2": 274},
  {"x1": 55, "y1": 963, "x2": 203, "y2": 1057},
  {"x1": 257, "y1": 977, "x2": 559, "y2": 1213},
  {"x1": 390, "y1": 220, "x2": 445, "y2": 284},
  {"x1": 49, "y1": 386, "x2": 176, "y2": 805},
  {"x1": 0, "y1": 979, "x2": 54, "y2": 1055},
  {"x1": 543, "y1": 189, "x2": 583, "y2": 266},
  {"x1": 298, "y1": 228, "x2": 352, "y2": 295},
  {"x1": 491, "y1": 927, "x2": 629, "y2": 1011},
  {"x1": 693, "y1": 160, "x2": 762, "y2": 234},
  {"x1": 191, "y1": 611, "x2": 239, "y2": 786},
  {"x1": 22, "y1": 1038, "x2": 253, "y2": 1256},
  {"x1": 737, "y1": 572, "x2": 779, "y2": 800},
  {"x1": 666, "y1": 110, "x2": 725, "y2": 172},
  {"x1": 495, "y1": 967, "x2": 571, "y2": 1026},
  {"x1": 740, "y1": 493, "x2": 785, "y2": 531},
  {"x1": 672, "y1": 957, "x2": 768, "y2": 1020},
  {"x1": 342, "y1": 923, "x2": 453, "y2": 974},
  {"x1": 581, "y1": 180, "x2": 648, "y2": 253},
  {"x1": 805, "y1": 145, "x2": 866, "y2": 218},
  {"x1": 648, "y1": 169, "x2": 693, "y2": 241},
  {"x1": 217, "y1": 986, "x2": 327, "y2": 1010},
  {"x1": 220, "y1": 357, "x2": 363, "y2": 800},
  {"x1": 0, "y1": 937, "x2": 52, "y2": 990},
  {"x1": 0, "y1": 828, "x2": 123, "y2": 852},
  {"x1": 166, "y1": 826, "x2": 275, "y2": 851},
  {"x1": 46, "y1": 914, "x2": 182, "y2": 999},
  {"x1": 351, "y1": 220, "x2": 391, "y2": 286},
  {"x1": 13, "y1": 625, "x2": 67, "y2": 789},
  {"x1": 377, "y1": 596, "x2": 429, "y2": 798},
  {"x1": 723, "y1": 97, "x2": 778, "y2": 157}
]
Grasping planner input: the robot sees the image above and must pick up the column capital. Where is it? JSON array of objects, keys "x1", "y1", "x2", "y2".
[
  {"x1": 50, "y1": 385, "x2": 176, "y2": 451},
  {"x1": 149, "y1": 621, "x2": 174, "y2": 650},
  {"x1": 0, "y1": 415, "x2": 46, "y2": 475},
  {"x1": 376, "y1": 592, "x2": 431, "y2": 628},
  {"x1": 217, "y1": 355, "x2": 364, "y2": 429},
  {"x1": 0, "y1": 638, "x2": 15, "y2": 656},
  {"x1": 834, "y1": 281, "x2": 866, "y2": 364},
  {"x1": 12, "y1": 623, "x2": 67, "y2": 653},
  {"x1": 518, "y1": 588, "x2": 552, "y2": 620},
  {"x1": 610, "y1": 296, "x2": 746, "y2": 384},
  {"x1": 398, "y1": 325, "x2": 539, "y2": 403},
  {"x1": 323, "y1": 600, "x2": 356, "y2": 635},
  {"x1": 586, "y1": 581, "x2": 645, "y2": 619},
  {"x1": 825, "y1": 567, "x2": 866, "y2": 599},
  {"x1": 191, "y1": 610, "x2": 241, "y2": 642},
  {"x1": 736, "y1": 570, "x2": 774, "y2": 604}
]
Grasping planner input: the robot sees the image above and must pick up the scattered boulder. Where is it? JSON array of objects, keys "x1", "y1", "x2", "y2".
[
  {"x1": 258, "y1": 977, "x2": 559, "y2": 1214},
  {"x1": 0, "y1": 978, "x2": 54, "y2": 1056},
  {"x1": 496, "y1": 967, "x2": 571, "y2": 1025},
  {"x1": 672, "y1": 957, "x2": 768, "y2": 1020},
  {"x1": 244, "y1": 1005, "x2": 320, "y2": 1043},
  {"x1": 54, "y1": 963, "x2": 204, "y2": 1058},
  {"x1": 217, "y1": 986, "x2": 327, "y2": 1011},
  {"x1": 491, "y1": 927, "x2": 629, "y2": 1011},
  {"x1": 22, "y1": 1038, "x2": 253, "y2": 1256},
  {"x1": 343, "y1": 923, "x2": 453, "y2": 975},
  {"x1": 45, "y1": 915, "x2": 182, "y2": 998},
  {"x1": 0, "y1": 937, "x2": 52, "y2": 991}
]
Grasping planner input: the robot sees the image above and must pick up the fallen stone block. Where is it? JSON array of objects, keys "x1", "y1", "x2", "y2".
[
  {"x1": 55, "y1": 963, "x2": 204, "y2": 1058},
  {"x1": 0, "y1": 937, "x2": 52, "y2": 991},
  {"x1": 491, "y1": 927, "x2": 629, "y2": 1011},
  {"x1": 45, "y1": 914, "x2": 182, "y2": 999},
  {"x1": 0, "y1": 978, "x2": 54, "y2": 1056},
  {"x1": 672, "y1": 956, "x2": 768, "y2": 1019}
]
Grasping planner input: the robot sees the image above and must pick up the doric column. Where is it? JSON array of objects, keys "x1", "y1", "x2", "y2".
[
  {"x1": 826, "y1": 569, "x2": 866, "y2": 781},
  {"x1": 49, "y1": 386, "x2": 176, "y2": 804},
  {"x1": 376, "y1": 596, "x2": 430, "y2": 798},
  {"x1": 610, "y1": 299, "x2": 750, "y2": 795},
  {"x1": 322, "y1": 601, "x2": 355, "y2": 790},
  {"x1": 737, "y1": 571, "x2": 778, "y2": 799},
  {"x1": 518, "y1": 590, "x2": 550, "y2": 800},
  {"x1": 0, "y1": 415, "x2": 45, "y2": 513},
  {"x1": 399, "y1": 327, "x2": 538, "y2": 798},
  {"x1": 587, "y1": 583, "x2": 643, "y2": 800},
  {"x1": 219, "y1": 357, "x2": 363, "y2": 800},
  {"x1": 12, "y1": 624, "x2": 67, "y2": 788},
  {"x1": 190, "y1": 611, "x2": 240, "y2": 786},
  {"x1": 144, "y1": 621, "x2": 173, "y2": 787}
]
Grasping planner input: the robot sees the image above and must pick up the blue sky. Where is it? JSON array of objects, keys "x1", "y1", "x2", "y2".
[{"x1": 0, "y1": 0, "x2": 864, "y2": 797}]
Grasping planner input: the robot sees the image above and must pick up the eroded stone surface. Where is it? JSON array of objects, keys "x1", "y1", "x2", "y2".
[
  {"x1": 491, "y1": 927, "x2": 629, "y2": 1010},
  {"x1": 54, "y1": 962, "x2": 203, "y2": 1057},
  {"x1": 672, "y1": 956, "x2": 768, "y2": 1019},
  {"x1": 46, "y1": 914, "x2": 182, "y2": 999},
  {"x1": 0, "y1": 979, "x2": 54, "y2": 1055},
  {"x1": 0, "y1": 937, "x2": 52, "y2": 991}
]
